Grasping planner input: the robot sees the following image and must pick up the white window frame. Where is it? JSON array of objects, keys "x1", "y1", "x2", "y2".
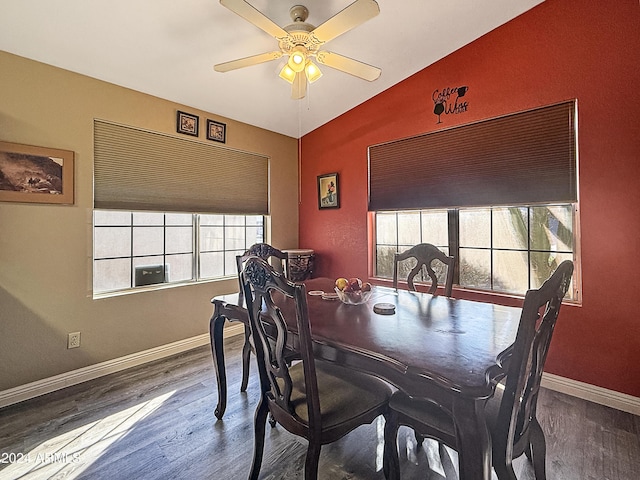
[
  {"x1": 93, "y1": 210, "x2": 264, "y2": 297},
  {"x1": 373, "y1": 203, "x2": 580, "y2": 301}
]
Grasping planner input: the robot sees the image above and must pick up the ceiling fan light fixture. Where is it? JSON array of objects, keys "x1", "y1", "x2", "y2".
[
  {"x1": 279, "y1": 64, "x2": 296, "y2": 84},
  {"x1": 305, "y1": 60, "x2": 323, "y2": 83},
  {"x1": 288, "y1": 46, "x2": 307, "y2": 72}
]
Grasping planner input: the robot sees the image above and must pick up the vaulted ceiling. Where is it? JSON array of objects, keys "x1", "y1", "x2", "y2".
[{"x1": 0, "y1": 0, "x2": 543, "y2": 138}]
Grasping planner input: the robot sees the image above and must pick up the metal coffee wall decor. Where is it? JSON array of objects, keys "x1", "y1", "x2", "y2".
[{"x1": 432, "y1": 85, "x2": 469, "y2": 124}]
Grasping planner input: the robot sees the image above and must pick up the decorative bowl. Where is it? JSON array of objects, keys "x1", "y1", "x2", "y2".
[{"x1": 334, "y1": 287, "x2": 372, "y2": 305}]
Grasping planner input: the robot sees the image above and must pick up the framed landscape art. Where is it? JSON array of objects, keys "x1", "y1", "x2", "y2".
[{"x1": 0, "y1": 141, "x2": 75, "y2": 204}]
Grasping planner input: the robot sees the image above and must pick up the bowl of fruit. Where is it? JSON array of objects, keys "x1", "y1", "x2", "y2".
[{"x1": 334, "y1": 277, "x2": 372, "y2": 305}]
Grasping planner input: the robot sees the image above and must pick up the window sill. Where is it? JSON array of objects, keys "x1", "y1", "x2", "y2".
[
  {"x1": 370, "y1": 278, "x2": 581, "y2": 308},
  {"x1": 92, "y1": 276, "x2": 237, "y2": 300}
]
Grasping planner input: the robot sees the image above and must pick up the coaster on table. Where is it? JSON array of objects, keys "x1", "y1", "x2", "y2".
[
  {"x1": 308, "y1": 290, "x2": 324, "y2": 296},
  {"x1": 321, "y1": 293, "x2": 339, "y2": 301},
  {"x1": 373, "y1": 303, "x2": 396, "y2": 315}
]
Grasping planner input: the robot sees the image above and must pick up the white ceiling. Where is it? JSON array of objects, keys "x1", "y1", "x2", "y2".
[{"x1": 0, "y1": 0, "x2": 542, "y2": 138}]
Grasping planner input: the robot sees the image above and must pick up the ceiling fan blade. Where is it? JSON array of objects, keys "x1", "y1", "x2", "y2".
[
  {"x1": 311, "y1": 0, "x2": 380, "y2": 44},
  {"x1": 220, "y1": 0, "x2": 289, "y2": 39},
  {"x1": 214, "y1": 51, "x2": 282, "y2": 72},
  {"x1": 291, "y1": 72, "x2": 307, "y2": 99},
  {"x1": 316, "y1": 51, "x2": 381, "y2": 81}
]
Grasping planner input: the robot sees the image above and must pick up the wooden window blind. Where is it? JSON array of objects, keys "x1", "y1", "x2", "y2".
[
  {"x1": 368, "y1": 101, "x2": 577, "y2": 211},
  {"x1": 94, "y1": 120, "x2": 269, "y2": 214}
]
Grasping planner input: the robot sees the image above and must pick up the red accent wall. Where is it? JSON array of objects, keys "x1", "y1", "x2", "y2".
[{"x1": 299, "y1": 0, "x2": 640, "y2": 397}]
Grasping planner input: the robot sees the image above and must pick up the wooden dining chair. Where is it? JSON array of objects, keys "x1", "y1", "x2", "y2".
[
  {"x1": 241, "y1": 256, "x2": 400, "y2": 480},
  {"x1": 387, "y1": 260, "x2": 574, "y2": 480},
  {"x1": 235, "y1": 243, "x2": 290, "y2": 393},
  {"x1": 392, "y1": 243, "x2": 455, "y2": 296},
  {"x1": 236, "y1": 243, "x2": 289, "y2": 308}
]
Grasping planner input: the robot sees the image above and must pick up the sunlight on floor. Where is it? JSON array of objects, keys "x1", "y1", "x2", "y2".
[
  {"x1": 375, "y1": 415, "x2": 385, "y2": 472},
  {"x1": 423, "y1": 438, "x2": 447, "y2": 478},
  {"x1": 400, "y1": 428, "x2": 460, "y2": 480},
  {"x1": 1, "y1": 391, "x2": 175, "y2": 480}
]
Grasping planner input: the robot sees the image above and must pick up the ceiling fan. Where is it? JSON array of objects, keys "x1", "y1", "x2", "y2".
[{"x1": 214, "y1": 0, "x2": 382, "y2": 99}]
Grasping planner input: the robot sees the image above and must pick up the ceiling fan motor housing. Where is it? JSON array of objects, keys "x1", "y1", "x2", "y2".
[
  {"x1": 281, "y1": 5, "x2": 321, "y2": 58},
  {"x1": 289, "y1": 5, "x2": 309, "y2": 23}
]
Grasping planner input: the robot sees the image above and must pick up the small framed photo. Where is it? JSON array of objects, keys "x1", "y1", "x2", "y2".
[
  {"x1": 0, "y1": 141, "x2": 74, "y2": 205},
  {"x1": 317, "y1": 172, "x2": 339, "y2": 209},
  {"x1": 176, "y1": 110, "x2": 199, "y2": 136},
  {"x1": 206, "y1": 119, "x2": 226, "y2": 143}
]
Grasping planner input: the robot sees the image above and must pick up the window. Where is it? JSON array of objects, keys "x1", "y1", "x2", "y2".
[
  {"x1": 93, "y1": 210, "x2": 264, "y2": 295},
  {"x1": 374, "y1": 204, "x2": 578, "y2": 300},
  {"x1": 376, "y1": 209, "x2": 450, "y2": 280},
  {"x1": 369, "y1": 102, "x2": 578, "y2": 300}
]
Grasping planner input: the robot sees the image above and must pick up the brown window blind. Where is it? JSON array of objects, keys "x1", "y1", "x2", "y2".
[
  {"x1": 94, "y1": 120, "x2": 269, "y2": 214},
  {"x1": 368, "y1": 101, "x2": 577, "y2": 211}
]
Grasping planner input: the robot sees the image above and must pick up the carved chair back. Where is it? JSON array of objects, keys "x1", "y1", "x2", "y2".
[
  {"x1": 493, "y1": 260, "x2": 573, "y2": 467},
  {"x1": 241, "y1": 256, "x2": 322, "y2": 433},
  {"x1": 236, "y1": 243, "x2": 288, "y2": 308},
  {"x1": 392, "y1": 243, "x2": 455, "y2": 296}
]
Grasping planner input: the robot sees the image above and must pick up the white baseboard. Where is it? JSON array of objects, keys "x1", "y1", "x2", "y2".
[
  {"x1": 2, "y1": 324, "x2": 638, "y2": 417},
  {"x1": 0, "y1": 323, "x2": 245, "y2": 409},
  {"x1": 541, "y1": 372, "x2": 640, "y2": 416}
]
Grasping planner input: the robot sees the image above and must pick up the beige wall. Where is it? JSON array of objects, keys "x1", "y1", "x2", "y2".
[{"x1": 0, "y1": 51, "x2": 299, "y2": 391}]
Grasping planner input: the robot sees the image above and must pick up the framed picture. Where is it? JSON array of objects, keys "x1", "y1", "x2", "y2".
[
  {"x1": 0, "y1": 141, "x2": 74, "y2": 204},
  {"x1": 317, "y1": 172, "x2": 339, "y2": 209},
  {"x1": 176, "y1": 110, "x2": 199, "y2": 136},
  {"x1": 206, "y1": 119, "x2": 226, "y2": 143}
]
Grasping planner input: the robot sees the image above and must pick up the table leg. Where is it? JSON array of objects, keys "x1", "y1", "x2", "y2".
[
  {"x1": 452, "y1": 397, "x2": 492, "y2": 480},
  {"x1": 209, "y1": 305, "x2": 227, "y2": 420}
]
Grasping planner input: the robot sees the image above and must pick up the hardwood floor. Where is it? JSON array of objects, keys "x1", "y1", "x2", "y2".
[{"x1": 1, "y1": 334, "x2": 638, "y2": 479}]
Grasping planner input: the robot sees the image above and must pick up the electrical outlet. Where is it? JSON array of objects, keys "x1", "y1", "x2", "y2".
[{"x1": 68, "y1": 332, "x2": 81, "y2": 349}]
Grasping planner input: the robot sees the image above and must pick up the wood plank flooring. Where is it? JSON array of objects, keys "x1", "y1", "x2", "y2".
[{"x1": 1, "y1": 334, "x2": 638, "y2": 479}]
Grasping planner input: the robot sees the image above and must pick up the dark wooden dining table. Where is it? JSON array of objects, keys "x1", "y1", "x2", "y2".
[{"x1": 209, "y1": 277, "x2": 522, "y2": 480}]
